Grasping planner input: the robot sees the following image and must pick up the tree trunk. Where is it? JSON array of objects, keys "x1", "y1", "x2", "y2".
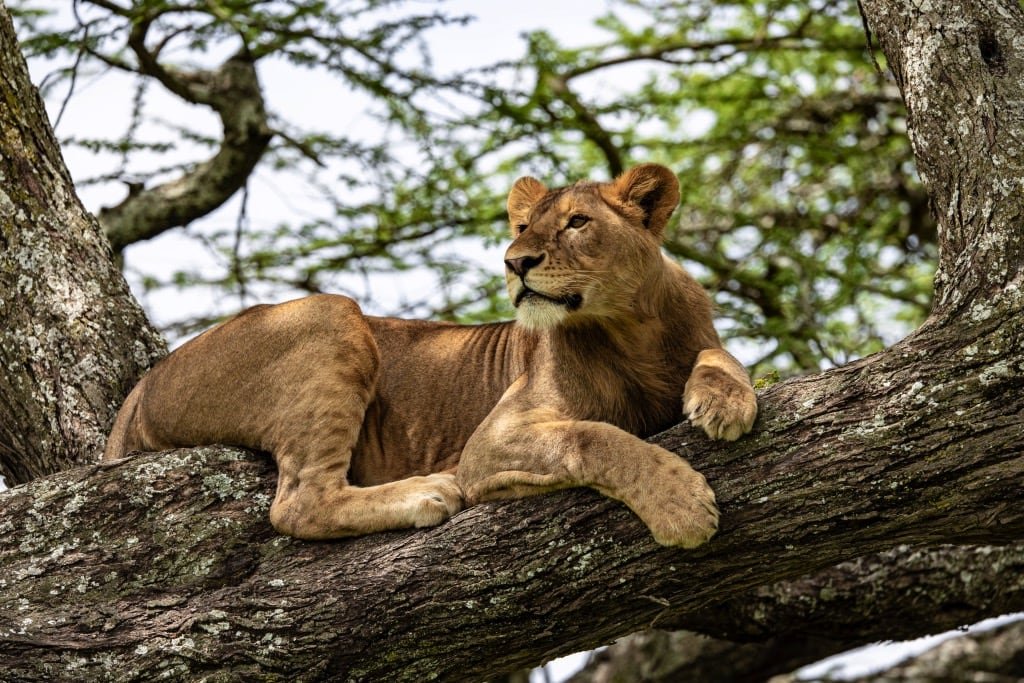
[
  {"x1": 860, "y1": 0, "x2": 1024, "y2": 317},
  {"x1": 0, "y1": 4, "x2": 166, "y2": 487},
  {"x1": 0, "y1": 0, "x2": 1023, "y2": 681}
]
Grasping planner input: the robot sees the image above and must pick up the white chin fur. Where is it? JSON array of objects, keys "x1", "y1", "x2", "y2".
[{"x1": 515, "y1": 300, "x2": 569, "y2": 330}]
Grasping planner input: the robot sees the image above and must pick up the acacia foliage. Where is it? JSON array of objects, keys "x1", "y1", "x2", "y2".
[{"x1": 12, "y1": 0, "x2": 932, "y2": 374}]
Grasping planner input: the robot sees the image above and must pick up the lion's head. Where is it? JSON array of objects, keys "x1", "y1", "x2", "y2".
[{"x1": 503, "y1": 164, "x2": 682, "y2": 331}]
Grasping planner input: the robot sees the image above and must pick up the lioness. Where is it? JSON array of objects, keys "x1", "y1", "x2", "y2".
[{"x1": 104, "y1": 164, "x2": 757, "y2": 547}]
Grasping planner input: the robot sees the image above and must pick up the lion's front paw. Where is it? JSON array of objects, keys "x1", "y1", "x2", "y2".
[
  {"x1": 631, "y1": 466, "x2": 719, "y2": 548},
  {"x1": 404, "y1": 473, "x2": 465, "y2": 528},
  {"x1": 683, "y1": 370, "x2": 757, "y2": 441}
]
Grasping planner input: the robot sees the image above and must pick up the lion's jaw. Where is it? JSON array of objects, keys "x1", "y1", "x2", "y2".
[{"x1": 507, "y1": 278, "x2": 585, "y2": 331}]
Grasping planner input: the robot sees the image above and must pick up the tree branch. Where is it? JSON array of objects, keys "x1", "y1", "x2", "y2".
[
  {"x1": 567, "y1": 630, "x2": 844, "y2": 683},
  {"x1": 543, "y1": 74, "x2": 624, "y2": 177},
  {"x1": 561, "y1": 20, "x2": 860, "y2": 81},
  {"x1": 98, "y1": 15, "x2": 273, "y2": 251},
  {"x1": 839, "y1": 619, "x2": 1024, "y2": 682}
]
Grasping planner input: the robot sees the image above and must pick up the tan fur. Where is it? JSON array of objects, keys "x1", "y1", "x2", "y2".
[{"x1": 104, "y1": 164, "x2": 757, "y2": 547}]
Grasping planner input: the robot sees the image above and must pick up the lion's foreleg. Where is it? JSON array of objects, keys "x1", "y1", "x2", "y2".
[
  {"x1": 457, "y1": 408, "x2": 718, "y2": 548},
  {"x1": 683, "y1": 348, "x2": 758, "y2": 441}
]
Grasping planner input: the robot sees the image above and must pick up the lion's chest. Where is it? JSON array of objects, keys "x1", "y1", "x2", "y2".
[{"x1": 558, "y1": 357, "x2": 682, "y2": 438}]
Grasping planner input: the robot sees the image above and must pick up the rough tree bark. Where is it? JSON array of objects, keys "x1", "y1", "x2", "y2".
[
  {"x1": 568, "y1": 543, "x2": 1024, "y2": 682},
  {"x1": 0, "y1": 0, "x2": 1022, "y2": 681},
  {"x1": 566, "y1": 629, "x2": 845, "y2": 683},
  {"x1": 0, "y1": 5, "x2": 166, "y2": 486},
  {"x1": 765, "y1": 618, "x2": 1024, "y2": 683},
  {"x1": 844, "y1": 619, "x2": 1024, "y2": 683},
  {"x1": 1, "y1": 443, "x2": 1022, "y2": 681}
]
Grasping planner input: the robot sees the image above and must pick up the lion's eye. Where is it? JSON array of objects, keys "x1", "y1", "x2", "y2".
[
  {"x1": 567, "y1": 214, "x2": 590, "y2": 229},
  {"x1": 516, "y1": 224, "x2": 528, "y2": 235}
]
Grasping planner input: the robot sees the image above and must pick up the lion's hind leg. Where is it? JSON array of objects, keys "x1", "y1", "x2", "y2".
[
  {"x1": 267, "y1": 384, "x2": 465, "y2": 540},
  {"x1": 262, "y1": 295, "x2": 463, "y2": 540},
  {"x1": 268, "y1": 378, "x2": 468, "y2": 540},
  {"x1": 269, "y1": 463, "x2": 463, "y2": 540}
]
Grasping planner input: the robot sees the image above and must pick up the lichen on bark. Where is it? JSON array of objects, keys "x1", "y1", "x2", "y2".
[{"x1": 0, "y1": 5, "x2": 166, "y2": 485}]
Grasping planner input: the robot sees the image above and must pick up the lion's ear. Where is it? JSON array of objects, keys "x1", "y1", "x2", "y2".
[
  {"x1": 611, "y1": 164, "x2": 680, "y2": 236},
  {"x1": 506, "y1": 176, "x2": 548, "y2": 237}
]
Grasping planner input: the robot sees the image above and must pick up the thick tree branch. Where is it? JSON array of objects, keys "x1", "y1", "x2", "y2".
[
  {"x1": 689, "y1": 542, "x2": 1024, "y2": 644},
  {"x1": 567, "y1": 630, "x2": 844, "y2": 683},
  {"x1": 582, "y1": 541, "x2": 1024, "y2": 683},
  {"x1": 572, "y1": 540, "x2": 1024, "y2": 682},
  {"x1": 840, "y1": 619, "x2": 1024, "y2": 683}
]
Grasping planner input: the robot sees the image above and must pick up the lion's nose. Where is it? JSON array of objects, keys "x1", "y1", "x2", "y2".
[{"x1": 504, "y1": 254, "x2": 545, "y2": 277}]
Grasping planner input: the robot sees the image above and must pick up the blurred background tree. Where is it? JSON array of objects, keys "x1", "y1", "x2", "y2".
[{"x1": 11, "y1": 0, "x2": 933, "y2": 376}]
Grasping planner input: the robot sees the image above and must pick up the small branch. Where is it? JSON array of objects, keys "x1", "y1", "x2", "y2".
[
  {"x1": 81, "y1": 0, "x2": 130, "y2": 16},
  {"x1": 269, "y1": 126, "x2": 326, "y2": 167},
  {"x1": 99, "y1": 51, "x2": 273, "y2": 251},
  {"x1": 562, "y1": 34, "x2": 863, "y2": 82},
  {"x1": 231, "y1": 182, "x2": 250, "y2": 307},
  {"x1": 52, "y1": 3, "x2": 94, "y2": 130},
  {"x1": 544, "y1": 74, "x2": 624, "y2": 177}
]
